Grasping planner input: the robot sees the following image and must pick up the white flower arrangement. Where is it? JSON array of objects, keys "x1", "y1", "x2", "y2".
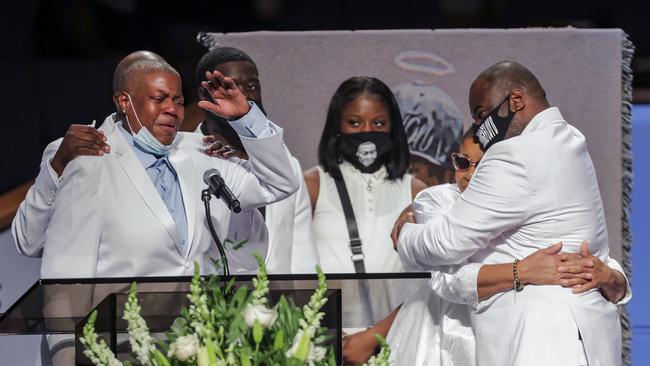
[{"x1": 80, "y1": 254, "x2": 392, "y2": 365}]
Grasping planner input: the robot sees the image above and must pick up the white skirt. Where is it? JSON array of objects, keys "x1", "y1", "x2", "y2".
[{"x1": 386, "y1": 281, "x2": 476, "y2": 366}]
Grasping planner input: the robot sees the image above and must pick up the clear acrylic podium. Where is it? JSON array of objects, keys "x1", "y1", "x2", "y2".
[{"x1": 0, "y1": 273, "x2": 429, "y2": 365}]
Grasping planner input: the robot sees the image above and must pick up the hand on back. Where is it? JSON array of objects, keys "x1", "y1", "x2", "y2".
[{"x1": 51, "y1": 124, "x2": 110, "y2": 176}]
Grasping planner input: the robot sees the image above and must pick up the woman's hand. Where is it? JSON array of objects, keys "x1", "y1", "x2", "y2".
[
  {"x1": 562, "y1": 242, "x2": 627, "y2": 302},
  {"x1": 342, "y1": 330, "x2": 378, "y2": 365},
  {"x1": 517, "y1": 242, "x2": 591, "y2": 287}
]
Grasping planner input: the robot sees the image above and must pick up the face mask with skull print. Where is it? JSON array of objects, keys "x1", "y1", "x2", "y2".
[{"x1": 338, "y1": 132, "x2": 393, "y2": 173}]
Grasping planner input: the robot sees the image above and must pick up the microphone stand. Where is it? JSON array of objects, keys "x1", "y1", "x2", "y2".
[{"x1": 202, "y1": 188, "x2": 230, "y2": 277}]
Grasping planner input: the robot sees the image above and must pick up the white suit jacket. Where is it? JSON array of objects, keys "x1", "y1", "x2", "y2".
[
  {"x1": 12, "y1": 119, "x2": 116, "y2": 257},
  {"x1": 38, "y1": 107, "x2": 299, "y2": 279},
  {"x1": 399, "y1": 107, "x2": 624, "y2": 366}
]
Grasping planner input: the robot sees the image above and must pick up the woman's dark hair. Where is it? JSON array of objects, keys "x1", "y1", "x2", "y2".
[{"x1": 318, "y1": 76, "x2": 409, "y2": 180}]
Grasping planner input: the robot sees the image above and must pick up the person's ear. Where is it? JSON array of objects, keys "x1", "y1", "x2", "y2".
[
  {"x1": 112, "y1": 93, "x2": 121, "y2": 112},
  {"x1": 510, "y1": 89, "x2": 526, "y2": 112},
  {"x1": 117, "y1": 92, "x2": 130, "y2": 113}
]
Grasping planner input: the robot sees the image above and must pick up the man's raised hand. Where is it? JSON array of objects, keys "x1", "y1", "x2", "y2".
[{"x1": 198, "y1": 70, "x2": 251, "y2": 120}]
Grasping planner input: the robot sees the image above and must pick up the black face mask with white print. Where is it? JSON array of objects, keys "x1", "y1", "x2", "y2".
[
  {"x1": 338, "y1": 132, "x2": 393, "y2": 173},
  {"x1": 472, "y1": 95, "x2": 516, "y2": 151}
]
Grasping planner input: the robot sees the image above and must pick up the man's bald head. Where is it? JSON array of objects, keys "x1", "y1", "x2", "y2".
[
  {"x1": 112, "y1": 51, "x2": 164, "y2": 93},
  {"x1": 468, "y1": 61, "x2": 551, "y2": 142},
  {"x1": 474, "y1": 61, "x2": 547, "y2": 103}
]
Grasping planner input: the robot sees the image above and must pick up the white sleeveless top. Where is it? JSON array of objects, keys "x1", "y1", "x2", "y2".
[{"x1": 312, "y1": 161, "x2": 412, "y2": 273}]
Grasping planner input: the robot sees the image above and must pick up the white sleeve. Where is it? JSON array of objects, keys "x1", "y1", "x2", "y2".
[
  {"x1": 412, "y1": 183, "x2": 460, "y2": 223},
  {"x1": 604, "y1": 257, "x2": 632, "y2": 304},
  {"x1": 12, "y1": 139, "x2": 63, "y2": 257},
  {"x1": 428, "y1": 262, "x2": 483, "y2": 310},
  {"x1": 290, "y1": 159, "x2": 319, "y2": 273},
  {"x1": 40, "y1": 158, "x2": 101, "y2": 278},
  {"x1": 218, "y1": 105, "x2": 300, "y2": 210},
  {"x1": 398, "y1": 144, "x2": 532, "y2": 267},
  {"x1": 228, "y1": 102, "x2": 276, "y2": 138}
]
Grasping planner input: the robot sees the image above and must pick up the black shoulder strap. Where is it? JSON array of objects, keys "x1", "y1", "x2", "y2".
[{"x1": 333, "y1": 176, "x2": 366, "y2": 273}]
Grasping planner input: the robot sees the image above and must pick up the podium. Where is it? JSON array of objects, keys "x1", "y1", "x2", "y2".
[{"x1": 0, "y1": 273, "x2": 429, "y2": 365}]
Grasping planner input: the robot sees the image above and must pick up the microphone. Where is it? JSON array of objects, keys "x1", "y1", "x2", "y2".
[{"x1": 203, "y1": 168, "x2": 241, "y2": 213}]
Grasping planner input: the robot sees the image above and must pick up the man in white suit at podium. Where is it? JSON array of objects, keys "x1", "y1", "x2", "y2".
[
  {"x1": 32, "y1": 57, "x2": 298, "y2": 279},
  {"x1": 395, "y1": 61, "x2": 627, "y2": 366},
  {"x1": 12, "y1": 51, "x2": 162, "y2": 257}
]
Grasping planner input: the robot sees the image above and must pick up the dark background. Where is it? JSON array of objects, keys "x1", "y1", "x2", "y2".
[{"x1": 1, "y1": 0, "x2": 648, "y2": 192}]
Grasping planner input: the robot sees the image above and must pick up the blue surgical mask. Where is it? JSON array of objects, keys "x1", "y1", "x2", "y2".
[{"x1": 124, "y1": 93, "x2": 176, "y2": 156}]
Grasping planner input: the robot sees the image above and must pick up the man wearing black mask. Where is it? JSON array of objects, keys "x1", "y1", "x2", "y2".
[
  {"x1": 193, "y1": 46, "x2": 319, "y2": 274},
  {"x1": 394, "y1": 61, "x2": 628, "y2": 365}
]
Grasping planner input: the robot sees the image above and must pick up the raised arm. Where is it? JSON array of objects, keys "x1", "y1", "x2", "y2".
[{"x1": 198, "y1": 70, "x2": 300, "y2": 208}]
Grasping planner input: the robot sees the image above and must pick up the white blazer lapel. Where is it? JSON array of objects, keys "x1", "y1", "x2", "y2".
[
  {"x1": 169, "y1": 141, "x2": 198, "y2": 259},
  {"x1": 107, "y1": 124, "x2": 182, "y2": 250}
]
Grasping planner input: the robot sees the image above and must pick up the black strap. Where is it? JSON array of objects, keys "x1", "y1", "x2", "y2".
[
  {"x1": 257, "y1": 206, "x2": 266, "y2": 220},
  {"x1": 334, "y1": 176, "x2": 366, "y2": 273}
]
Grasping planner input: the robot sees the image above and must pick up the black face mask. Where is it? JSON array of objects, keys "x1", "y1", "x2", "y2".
[
  {"x1": 472, "y1": 95, "x2": 516, "y2": 151},
  {"x1": 338, "y1": 132, "x2": 393, "y2": 173}
]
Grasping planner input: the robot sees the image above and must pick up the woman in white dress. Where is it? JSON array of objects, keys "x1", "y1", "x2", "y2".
[
  {"x1": 343, "y1": 130, "x2": 631, "y2": 365},
  {"x1": 304, "y1": 77, "x2": 427, "y2": 273}
]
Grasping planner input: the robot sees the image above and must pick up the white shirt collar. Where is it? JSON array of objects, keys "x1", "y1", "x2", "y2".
[{"x1": 521, "y1": 107, "x2": 565, "y2": 135}]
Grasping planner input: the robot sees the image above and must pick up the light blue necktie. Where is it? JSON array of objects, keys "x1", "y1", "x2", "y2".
[{"x1": 147, "y1": 157, "x2": 188, "y2": 254}]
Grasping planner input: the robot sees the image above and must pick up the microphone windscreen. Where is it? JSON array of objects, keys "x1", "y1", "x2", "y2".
[{"x1": 203, "y1": 168, "x2": 220, "y2": 185}]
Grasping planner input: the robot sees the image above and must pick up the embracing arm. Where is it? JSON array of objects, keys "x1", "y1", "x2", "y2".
[
  {"x1": 13, "y1": 124, "x2": 109, "y2": 257},
  {"x1": 477, "y1": 242, "x2": 630, "y2": 304},
  {"x1": 398, "y1": 145, "x2": 531, "y2": 267},
  {"x1": 565, "y1": 242, "x2": 630, "y2": 304}
]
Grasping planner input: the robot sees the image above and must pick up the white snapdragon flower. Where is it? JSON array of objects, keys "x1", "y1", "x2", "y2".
[
  {"x1": 242, "y1": 303, "x2": 278, "y2": 328},
  {"x1": 123, "y1": 288, "x2": 156, "y2": 366},
  {"x1": 168, "y1": 334, "x2": 199, "y2": 361}
]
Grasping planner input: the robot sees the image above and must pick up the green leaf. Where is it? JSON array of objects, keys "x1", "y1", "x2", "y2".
[
  {"x1": 155, "y1": 338, "x2": 170, "y2": 354},
  {"x1": 231, "y1": 285, "x2": 249, "y2": 305},
  {"x1": 240, "y1": 351, "x2": 252, "y2": 366},
  {"x1": 273, "y1": 329, "x2": 284, "y2": 351},
  {"x1": 231, "y1": 239, "x2": 248, "y2": 250},
  {"x1": 253, "y1": 319, "x2": 264, "y2": 344},
  {"x1": 206, "y1": 340, "x2": 218, "y2": 364},
  {"x1": 197, "y1": 347, "x2": 209, "y2": 366},
  {"x1": 293, "y1": 332, "x2": 312, "y2": 362},
  {"x1": 150, "y1": 349, "x2": 171, "y2": 366}
]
